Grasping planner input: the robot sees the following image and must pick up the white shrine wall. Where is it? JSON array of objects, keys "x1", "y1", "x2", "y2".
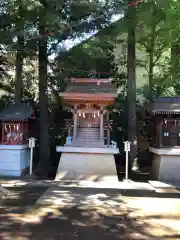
[{"x1": 0, "y1": 144, "x2": 30, "y2": 177}]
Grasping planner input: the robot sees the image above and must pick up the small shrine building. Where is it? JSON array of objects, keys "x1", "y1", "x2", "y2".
[
  {"x1": 0, "y1": 103, "x2": 35, "y2": 176},
  {"x1": 147, "y1": 97, "x2": 180, "y2": 182},
  {"x1": 55, "y1": 77, "x2": 119, "y2": 181}
]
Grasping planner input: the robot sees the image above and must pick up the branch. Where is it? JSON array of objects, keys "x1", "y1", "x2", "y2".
[
  {"x1": 144, "y1": 65, "x2": 149, "y2": 74},
  {"x1": 47, "y1": 27, "x2": 73, "y2": 56},
  {"x1": 47, "y1": 21, "x2": 104, "y2": 56},
  {"x1": 138, "y1": 40, "x2": 149, "y2": 51},
  {"x1": 0, "y1": 82, "x2": 13, "y2": 92},
  {"x1": 38, "y1": 0, "x2": 124, "y2": 56},
  {"x1": 153, "y1": 48, "x2": 166, "y2": 65}
]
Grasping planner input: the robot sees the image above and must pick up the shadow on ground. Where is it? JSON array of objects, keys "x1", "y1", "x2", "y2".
[
  {"x1": 1, "y1": 186, "x2": 180, "y2": 240},
  {"x1": 25, "y1": 206, "x2": 180, "y2": 240},
  {"x1": 0, "y1": 186, "x2": 47, "y2": 239}
]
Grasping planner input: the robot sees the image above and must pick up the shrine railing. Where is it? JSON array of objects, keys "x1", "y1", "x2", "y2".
[
  {"x1": 64, "y1": 120, "x2": 73, "y2": 129},
  {"x1": 104, "y1": 120, "x2": 113, "y2": 130}
]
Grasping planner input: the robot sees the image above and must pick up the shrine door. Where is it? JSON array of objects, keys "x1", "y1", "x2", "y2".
[
  {"x1": 162, "y1": 119, "x2": 180, "y2": 147},
  {"x1": 79, "y1": 113, "x2": 100, "y2": 128}
]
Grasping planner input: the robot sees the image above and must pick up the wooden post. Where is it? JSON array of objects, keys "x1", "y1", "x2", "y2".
[
  {"x1": 106, "y1": 112, "x2": 110, "y2": 144},
  {"x1": 73, "y1": 105, "x2": 78, "y2": 140},
  {"x1": 107, "y1": 129, "x2": 110, "y2": 145},
  {"x1": 100, "y1": 106, "x2": 104, "y2": 141},
  {"x1": 2, "y1": 122, "x2": 4, "y2": 144},
  {"x1": 106, "y1": 112, "x2": 109, "y2": 121},
  {"x1": 156, "y1": 117, "x2": 162, "y2": 148},
  {"x1": 68, "y1": 126, "x2": 71, "y2": 137}
]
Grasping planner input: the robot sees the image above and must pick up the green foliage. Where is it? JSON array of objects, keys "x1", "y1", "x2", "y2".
[
  {"x1": 133, "y1": 0, "x2": 180, "y2": 99},
  {"x1": 0, "y1": 0, "x2": 125, "y2": 100},
  {"x1": 1, "y1": 0, "x2": 180, "y2": 159},
  {"x1": 54, "y1": 38, "x2": 114, "y2": 78},
  {"x1": 1, "y1": 0, "x2": 180, "y2": 101}
]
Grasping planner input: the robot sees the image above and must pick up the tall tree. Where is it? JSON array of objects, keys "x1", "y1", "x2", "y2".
[
  {"x1": 148, "y1": 5, "x2": 156, "y2": 101},
  {"x1": 127, "y1": 0, "x2": 138, "y2": 170},
  {"x1": 36, "y1": 19, "x2": 50, "y2": 176},
  {"x1": 15, "y1": 34, "x2": 24, "y2": 102},
  {"x1": 136, "y1": 0, "x2": 173, "y2": 98}
]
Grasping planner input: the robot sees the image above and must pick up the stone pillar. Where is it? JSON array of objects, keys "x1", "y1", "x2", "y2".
[
  {"x1": 100, "y1": 106, "x2": 104, "y2": 141},
  {"x1": 73, "y1": 105, "x2": 78, "y2": 140}
]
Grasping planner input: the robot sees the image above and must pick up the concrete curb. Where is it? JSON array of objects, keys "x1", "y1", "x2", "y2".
[
  {"x1": 1, "y1": 179, "x2": 155, "y2": 192},
  {"x1": 149, "y1": 180, "x2": 180, "y2": 191}
]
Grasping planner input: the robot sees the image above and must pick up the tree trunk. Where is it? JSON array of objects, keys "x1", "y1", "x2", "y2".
[
  {"x1": 127, "y1": 0, "x2": 138, "y2": 171},
  {"x1": 148, "y1": 8, "x2": 156, "y2": 101},
  {"x1": 35, "y1": 22, "x2": 50, "y2": 177},
  {"x1": 15, "y1": 2, "x2": 24, "y2": 103},
  {"x1": 15, "y1": 35, "x2": 24, "y2": 102},
  {"x1": 171, "y1": 46, "x2": 176, "y2": 81},
  {"x1": 148, "y1": 48, "x2": 154, "y2": 100},
  {"x1": 171, "y1": 44, "x2": 180, "y2": 81}
]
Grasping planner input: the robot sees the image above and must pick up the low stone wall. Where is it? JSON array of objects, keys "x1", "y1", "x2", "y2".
[{"x1": 150, "y1": 147, "x2": 180, "y2": 182}]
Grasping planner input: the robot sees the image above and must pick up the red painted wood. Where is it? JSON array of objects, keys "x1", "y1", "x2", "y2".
[{"x1": 1, "y1": 122, "x2": 28, "y2": 145}]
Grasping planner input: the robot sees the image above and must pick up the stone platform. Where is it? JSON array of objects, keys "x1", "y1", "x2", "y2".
[
  {"x1": 0, "y1": 144, "x2": 30, "y2": 177},
  {"x1": 150, "y1": 147, "x2": 180, "y2": 182},
  {"x1": 55, "y1": 146, "x2": 119, "y2": 181}
]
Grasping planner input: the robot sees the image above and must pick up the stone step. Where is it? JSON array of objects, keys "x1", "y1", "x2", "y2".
[
  {"x1": 72, "y1": 140, "x2": 103, "y2": 143},
  {"x1": 77, "y1": 133, "x2": 100, "y2": 137},
  {"x1": 77, "y1": 139, "x2": 100, "y2": 142},
  {"x1": 76, "y1": 139, "x2": 100, "y2": 142},
  {"x1": 77, "y1": 134, "x2": 100, "y2": 138},
  {"x1": 72, "y1": 140, "x2": 104, "y2": 145},
  {"x1": 78, "y1": 130, "x2": 100, "y2": 133},
  {"x1": 78, "y1": 127, "x2": 100, "y2": 130},
  {"x1": 78, "y1": 130, "x2": 99, "y2": 134},
  {"x1": 71, "y1": 143, "x2": 105, "y2": 148},
  {"x1": 77, "y1": 130, "x2": 100, "y2": 134},
  {"x1": 72, "y1": 138, "x2": 103, "y2": 142},
  {"x1": 75, "y1": 141, "x2": 101, "y2": 145},
  {"x1": 78, "y1": 129, "x2": 99, "y2": 132},
  {"x1": 79, "y1": 125, "x2": 100, "y2": 128},
  {"x1": 77, "y1": 134, "x2": 99, "y2": 137},
  {"x1": 75, "y1": 128, "x2": 102, "y2": 146},
  {"x1": 77, "y1": 133, "x2": 99, "y2": 135},
  {"x1": 76, "y1": 135, "x2": 100, "y2": 139}
]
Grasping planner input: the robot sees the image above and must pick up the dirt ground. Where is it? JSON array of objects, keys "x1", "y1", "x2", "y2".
[{"x1": 0, "y1": 185, "x2": 180, "y2": 240}]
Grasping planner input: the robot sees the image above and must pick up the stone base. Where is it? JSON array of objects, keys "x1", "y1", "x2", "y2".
[
  {"x1": 0, "y1": 145, "x2": 30, "y2": 177},
  {"x1": 55, "y1": 147, "x2": 118, "y2": 181},
  {"x1": 150, "y1": 147, "x2": 180, "y2": 182}
]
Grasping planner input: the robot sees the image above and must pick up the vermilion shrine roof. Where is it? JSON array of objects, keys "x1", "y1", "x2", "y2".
[
  {"x1": 66, "y1": 82, "x2": 116, "y2": 94},
  {"x1": 0, "y1": 103, "x2": 34, "y2": 121},
  {"x1": 59, "y1": 78, "x2": 117, "y2": 102}
]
